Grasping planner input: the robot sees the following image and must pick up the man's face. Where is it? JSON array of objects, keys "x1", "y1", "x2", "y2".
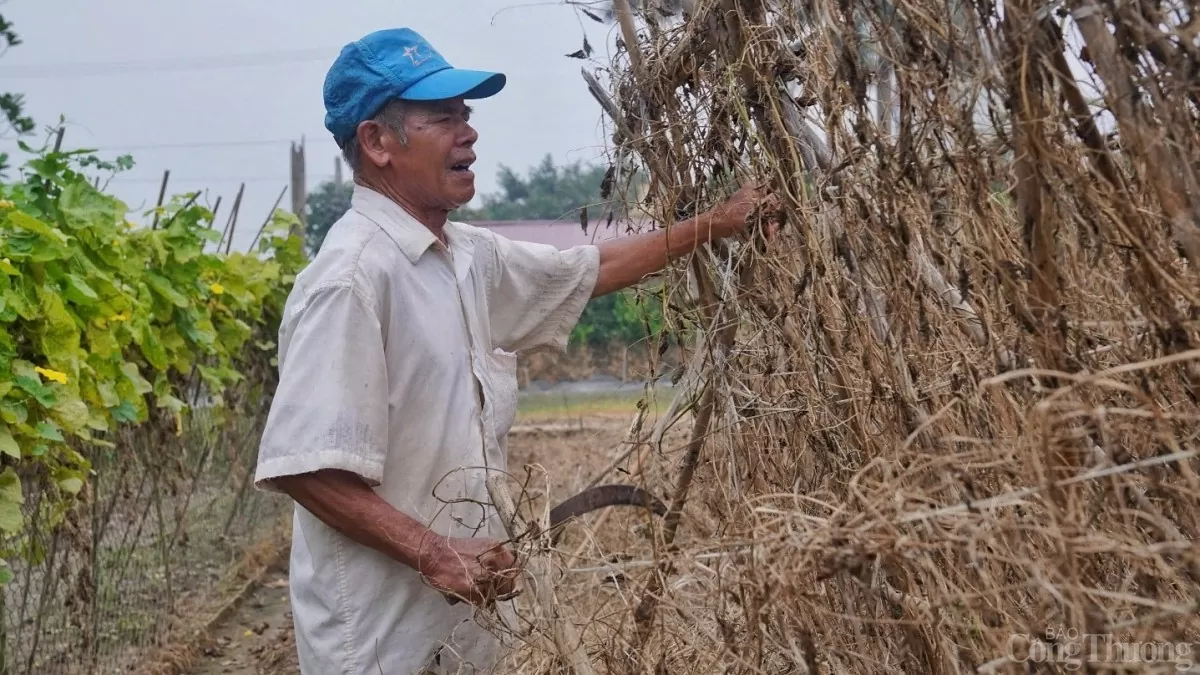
[{"x1": 385, "y1": 98, "x2": 479, "y2": 210}]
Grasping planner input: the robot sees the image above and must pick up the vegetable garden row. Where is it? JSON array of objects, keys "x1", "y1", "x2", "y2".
[{"x1": 0, "y1": 139, "x2": 304, "y2": 673}]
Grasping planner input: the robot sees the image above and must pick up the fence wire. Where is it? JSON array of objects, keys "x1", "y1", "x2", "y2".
[{"x1": 0, "y1": 388, "x2": 287, "y2": 675}]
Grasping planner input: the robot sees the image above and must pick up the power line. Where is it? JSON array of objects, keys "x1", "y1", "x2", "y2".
[
  {"x1": 104, "y1": 173, "x2": 337, "y2": 185},
  {"x1": 0, "y1": 46, "x2": 341, "y2": 79},
  {"x1": 0, "y1": 136, "x2": 339, "y2": 154},
  {"x1": 106, "y1": 175, "x2": 290, "y2": 184},
  {"x1": 85, "y1": 137, "x2": 337, "y2": 152}
]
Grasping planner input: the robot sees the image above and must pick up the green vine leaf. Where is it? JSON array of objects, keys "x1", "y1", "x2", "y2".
[
  {"x1": 0, "y1": 468, "x2": 24, "y2": 533},
  {"x1": 51, "y1": 397, "x2": 88, "y2": 433},
  {"x1": 109, "y1": 401, "x2": 138, "y2": 424},
  {"x1": 120, "y1": 362, "x2": 152, "y2": 395},
  {"x1": 14, "y1": 375, "x2": 56, "y2": 408},
  {"x1": 0, "y1": 426, "x2": 18, "y2": 458},
  {"x1": 63, "y1": 274, "x2": 99, "y2": 306},
  {"x1": 35, "y1": 420, "x2": 63, "y2": 442}
]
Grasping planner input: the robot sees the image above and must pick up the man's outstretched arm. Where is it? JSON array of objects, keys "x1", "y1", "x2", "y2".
[
  {"x1": 270, "y1": 469, "x2": 516, "y2": 606},
  {"x1": 592, "y1": 183, "x2": 776, "y2": 298}
]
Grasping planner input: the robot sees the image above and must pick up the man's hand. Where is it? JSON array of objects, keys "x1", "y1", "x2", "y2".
[
  {"x1": 591, "y1": 180, "x2": 779, "y2": 297},
  {"x1": 698, "y1": 182, "x2": 780, "y2": 241},
  {"x1": 420, "y1": 535, "x2": 519, "y2": 607},
  {"x1": 271, "y1": 469, "x2": 520, "y2": 608}
]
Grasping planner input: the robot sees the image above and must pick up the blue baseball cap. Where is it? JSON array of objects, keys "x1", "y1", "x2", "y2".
[{"x1": 323, "y1": 28, "x2": 506, "y2": 148}]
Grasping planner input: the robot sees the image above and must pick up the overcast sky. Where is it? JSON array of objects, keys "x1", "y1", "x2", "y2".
[{"x1": 0, "y1": 0, "x2": 618, "y2": 251}]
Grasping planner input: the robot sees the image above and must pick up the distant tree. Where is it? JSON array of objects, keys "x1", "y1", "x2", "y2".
[
  {"x1": 0, "y1": 13, "x2": 36, "y2": 176},
  {"x1": 453, "y1": 154, "x2": 608, "y2": 222},
  {"x1": 303, "y1": 179, "x2": 353, "y2": 255}
]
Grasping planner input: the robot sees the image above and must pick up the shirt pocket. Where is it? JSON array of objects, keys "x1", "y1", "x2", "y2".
[{"x1": 487, "y1": 348, "x2": 520, "y2": 439}]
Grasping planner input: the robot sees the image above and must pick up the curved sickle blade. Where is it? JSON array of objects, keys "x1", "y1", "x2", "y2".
[
  {"x1": 549, "y1": 484, "x2": 668, "y2": 527},
  {"x1": 445, "y1": 484, "x2": 668, "y2": 605}
]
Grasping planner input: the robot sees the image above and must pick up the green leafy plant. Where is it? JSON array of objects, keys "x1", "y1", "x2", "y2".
[
  {"x1": 0, "y1": 142, "x2": 306, "y2": 583},
  {"x1": 571, "y1": 287, "x2": 665, "y2": 348}
]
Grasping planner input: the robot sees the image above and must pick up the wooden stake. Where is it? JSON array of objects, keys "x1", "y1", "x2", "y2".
[
  {"x1": 1070, "y1": 0, "x2": 1200, "y2": 268},
  {"x1": 610, "y1": 0, "x2": 644, "y2": 79},
  {"x1": 209, "y1": 196, "x2": 223, "y2": 229},
  {"x1": 220, "y1": 184, "x2": 245, "y2": 255},
  {"x1": 151, "y1": 170, "x2": 170, "y2": 230},
  {"x1": 289, "y1": 139, "x2": 307, "y2": 239},
  {"x1": 1003, "y1": 1, "x2": 1063, "y2": 372},
  {"x1": 42, "y1": 127, "x2": 65, "y2": 194},
  {"x1": 248, "y1": 185, "x2": 289, "y2": 252}
]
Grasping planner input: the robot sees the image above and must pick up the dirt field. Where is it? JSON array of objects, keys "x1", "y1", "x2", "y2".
[{"x1": 183, "y1": 389, "x2": 673, "y2": 674}]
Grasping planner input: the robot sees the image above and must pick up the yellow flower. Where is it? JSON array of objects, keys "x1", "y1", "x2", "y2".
[
  {"x1": 0, "y1": 200, "x2": 14, "y2": 210},
  {"x1": 35, "y1": 367, "x2": 69, "y2": 384},
  {"x1": 109, "y1": 311, "x2": 130, "y2": 322},
  {"x1": 209, "y1": 283, "x2": 225, "y2": 295}
]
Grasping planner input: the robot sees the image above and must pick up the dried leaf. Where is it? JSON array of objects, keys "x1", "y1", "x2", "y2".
[{"x1": 600, "y1": 165, "x2": 616, "y2": 200}]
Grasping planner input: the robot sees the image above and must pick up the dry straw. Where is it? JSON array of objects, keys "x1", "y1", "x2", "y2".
[{"x1": 491, "y1": 0, "x2": 1200, "y2": 672}]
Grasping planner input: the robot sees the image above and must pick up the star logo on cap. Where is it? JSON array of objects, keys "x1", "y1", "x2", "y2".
[{"x1": 403, "y1": 45, "x2": 430, "y2": 66}]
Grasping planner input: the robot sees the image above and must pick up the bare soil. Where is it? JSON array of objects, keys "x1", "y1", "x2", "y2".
[{"x1": 186, "y1": 569, "x2": 296, "y2": 675}]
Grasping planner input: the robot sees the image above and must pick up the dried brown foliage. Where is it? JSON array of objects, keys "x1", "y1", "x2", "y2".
[{"x1": 493, "y1": 0, "x2": 1200, "y2": 672}]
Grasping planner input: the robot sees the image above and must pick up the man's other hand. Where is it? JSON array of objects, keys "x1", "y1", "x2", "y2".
[
  {"x1": 268, "y1": 469, "x2": 520, "y2": 608},
  {"x1": 421, "y1": 535, "x2": 519, "y2": 607}
]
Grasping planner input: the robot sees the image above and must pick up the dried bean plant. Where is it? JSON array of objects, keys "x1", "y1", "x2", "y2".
[{"x1": 494, "y1": 0, "x2": 1200, "y2": 673}]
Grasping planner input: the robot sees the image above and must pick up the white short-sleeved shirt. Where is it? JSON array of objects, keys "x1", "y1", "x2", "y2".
[{"x1": 253, "y1": 184, "x2": 600, "y2": 674}]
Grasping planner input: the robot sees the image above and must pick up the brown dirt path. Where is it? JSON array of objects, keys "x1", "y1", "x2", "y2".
[{"x1": 187, "y1": 565, "x2": 299, "y2": 675}]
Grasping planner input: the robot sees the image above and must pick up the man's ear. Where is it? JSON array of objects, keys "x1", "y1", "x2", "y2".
[{"x1": 355, "y1": 120, "x2": 391, "y2": 170}]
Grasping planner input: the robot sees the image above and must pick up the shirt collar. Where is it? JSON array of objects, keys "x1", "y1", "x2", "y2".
[{"x1": 350, "y1": 184, "x2": 440, "y2": 265}]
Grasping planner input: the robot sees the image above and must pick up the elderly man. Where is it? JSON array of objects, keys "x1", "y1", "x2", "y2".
[{"x1": 254, "y1": 27, "x2": 771, "y2": 675}]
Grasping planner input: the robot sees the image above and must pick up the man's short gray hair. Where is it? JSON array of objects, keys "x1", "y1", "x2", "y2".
[{"x1": 341, "y1": 99, "x2": 410, "y2": 176}]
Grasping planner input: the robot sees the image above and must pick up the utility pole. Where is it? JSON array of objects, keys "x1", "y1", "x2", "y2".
[
  {"x1": 289, "y1": 137, "x2": 307, "y2": 239},
  {"x1": 334, "y1": 155, "x2": 344, "y2": 184}
]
